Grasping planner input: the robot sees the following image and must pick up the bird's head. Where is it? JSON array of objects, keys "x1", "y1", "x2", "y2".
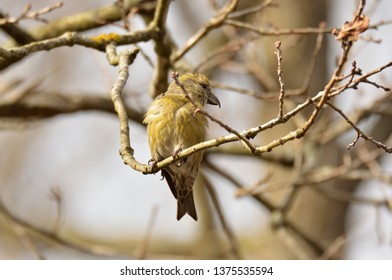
[{"x1": 171, "y1": 73, "x2": 221, "y2": 108}]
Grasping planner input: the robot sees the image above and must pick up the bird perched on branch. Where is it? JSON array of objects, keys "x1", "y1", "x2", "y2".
[{"x1": 143, "y1": 73, "x2": 220, "y2": 221}]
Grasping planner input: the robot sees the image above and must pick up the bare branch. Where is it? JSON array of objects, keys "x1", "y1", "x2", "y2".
[
  {"x1": 0, "y1": 200, "x2": 130, "y2": 258},
  {"x1": 0, "y1": 28, "x2": 157, "y2": 69},
  {"x1": 327, "y1": 101, "x2": 392, "y2": 153},
  {"x1": 30, "y1": 0, "x2": 150, "y2": 41},
  {"x1": 228, "y1": 0, "x2": 275, "y2": 19},
  {"x1": 225, "y1": 19, "x2": 333, "y2": 36},
  {"x1": 274, "y1": 41, "x2": 286, "y2": 120},
  {"x1": 137, "y1": 206, "x2": 158, "y2": 260},
  {"x1": 0, "y1": 90, "x2": 144, "y2": 123},
  {"x1": 0, "y1": 11, "x2": 35, "y2": 44},
  {"x1": 149, "y1": 0, "x2": 172, "y2": 98},
  {"x1": 319, "y1": 235, "x2": 347, "y2": 260},
  {"x1": 108, "y1": 47, "x2": 151, "y2": 173},
  {"x1": 201, "y1": 172, "x2": 241, "y2": 259},
  {"x1": 173, "y1": 0, "x2": 239, "y2": 62},
  {"x1": 0, "y1": 2, "x2": 63, "y2": 25}
]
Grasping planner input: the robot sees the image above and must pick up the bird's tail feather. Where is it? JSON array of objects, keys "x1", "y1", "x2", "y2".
[
  {"x1": 162, "y1": 168, "x2": 198, "y2": 221},
  {"x1": 177, "y1": 192, "x2": 198, "y2": 221}
]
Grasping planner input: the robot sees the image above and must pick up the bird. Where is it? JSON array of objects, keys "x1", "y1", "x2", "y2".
[{"x1": 143, "y1": 73, "x2": 220, "y2": 221}]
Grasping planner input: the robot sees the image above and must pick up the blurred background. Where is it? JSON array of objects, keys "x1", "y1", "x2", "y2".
[{"x1": 0, "y1": 0, "x2": 391, "y2": 259}]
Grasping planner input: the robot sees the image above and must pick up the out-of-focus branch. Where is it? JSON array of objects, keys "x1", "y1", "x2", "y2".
[
  {"x1": 137, "y1": 206, "x2": 158, "y2": 260},
  {"x1": 206, "y1": 145, "x2": 295, "y2": 167},
  {"x1": 0, "y1": 2, "x2": 63, "y2": 25},
  {"x1": 0, "y1": 91, "x2": 144, "y2": 123},
  {"x1": 322, "y1": 89, "x2": 391, "y2": 144},
  {"x1": 203, "y1": 159, "x2": 277, "y2": 212},
  {"x1": 319, "y1": 235, "x2": 347, "y2": 260},
  {"x1": 173, "y1": 0, "x2": 239, "y2": 62},
  {"x1": 327, "y1": 101, "x2": 392, "y2": 152},
  {"x1": 0, "y1": 11, "x2": 35, "y2": 45},
  {"x1": 0, "y1": 199, "x2": 130, "y2": 259},
  {"x1": 194, "y1": 33, "x2": 258, "y2": 73},
  {"x1": 30, "y1": 0, "x2": 148, "y2": 41},
  {"x1": 0, "y1": 27, "x2": 157, "y2": 69},
  {"x1": 225, "y1": 19, "x2": 333, "y2": 36},
  {"x1": 201, "y1": 172, "x2": 241, "y2": 259},
  {"x1": 299, "y1": 23, "x2": 326, "y2": 95},
  {"x1": 228, "y1": 0, "x2": 275, "y2": 19},
  {"x1": 149, "y1": 0, "x2": 172, "y2": 98},
  {"x1": 204, "y1": 159, "x2": 327, "y2": 256},
  {"x1": 0, "y1": 1, "x2": 158, "y2": 70},
  {"x1": 2, "y1": 211, "x2": 46, "y2": 259}
]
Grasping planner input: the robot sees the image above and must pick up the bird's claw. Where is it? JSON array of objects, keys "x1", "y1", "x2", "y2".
[
  {"x1": 148, "y1": 159, "x2": 158, "y2": 173},
  {"x1": 172, "y1": 147, "x2": 183, "y2": 158},
  {"x1": 172, "y1": 147, "x2": 185, "y2": 167}
]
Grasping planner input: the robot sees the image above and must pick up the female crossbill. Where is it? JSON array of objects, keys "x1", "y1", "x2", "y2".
[{"x1": 143, "y1": 73, "x2": 220, "y2": 221}]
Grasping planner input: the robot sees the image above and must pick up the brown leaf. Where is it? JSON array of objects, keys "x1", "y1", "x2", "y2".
[{"x1": 334, "y1": 15, "x2": 370, "y2": 42}]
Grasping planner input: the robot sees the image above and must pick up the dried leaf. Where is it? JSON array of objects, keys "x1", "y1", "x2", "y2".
[{"x1": 334, "y1": 15, "x2": 370, "y2": 42}]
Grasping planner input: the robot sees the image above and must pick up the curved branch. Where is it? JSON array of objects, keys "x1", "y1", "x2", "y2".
[
  {"x1": 108, "y1": 47, "x2": 151, "y2": 173},
  {"x1": 0, "y1": 92, "x2": 144, "y2": 123},
  {"x1": 0, "y1": 28, "x2": 157, "y2": 70}
]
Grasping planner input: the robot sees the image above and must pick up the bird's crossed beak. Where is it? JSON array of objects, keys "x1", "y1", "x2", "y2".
[{"x1": 207, "y1": 92, "x2": 221, "y2": 108}]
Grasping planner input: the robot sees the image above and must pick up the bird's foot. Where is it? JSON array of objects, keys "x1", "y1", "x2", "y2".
[
  {"x1": 148, "y1": 159, "x2": 158, "y2": 173},
  {"x1": 172, "y1": 147, "x2": 183, "y2": 158},
  {"x1": 172, "y1": 147, "x2": 186, "y2": 167}
]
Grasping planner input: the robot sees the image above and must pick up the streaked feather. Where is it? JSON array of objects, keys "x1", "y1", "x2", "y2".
[{"x1": 143, "y1": 73, "x2": 219, "y2": 221}]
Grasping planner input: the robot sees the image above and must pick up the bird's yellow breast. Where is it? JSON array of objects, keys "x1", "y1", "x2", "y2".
[{"x1": 144, "y1": 94, "x2": 208, "y2": 160}]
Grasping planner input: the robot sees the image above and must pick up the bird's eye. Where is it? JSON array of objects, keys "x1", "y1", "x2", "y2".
[{"x1": 200, "y1": 83, "x2": 208, "y2": 89}]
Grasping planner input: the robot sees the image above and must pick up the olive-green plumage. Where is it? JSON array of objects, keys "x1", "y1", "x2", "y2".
[{"x1": 143, "y1": 73, "x2": 220, "y2": 221}]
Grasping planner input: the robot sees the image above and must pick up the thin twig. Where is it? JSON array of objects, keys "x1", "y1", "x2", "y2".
[
  {"x1": 149, "y1": 0, "x2": 172, "y2": 98},
  {"x1": 354, "y1": 0, "x2": 367, "y2": 21},
  {"x1": 201, "y1": 172, "x2": 241, "y2": 259},
  {"x1": 49, "y1": 187, "x2": 63, "y2": 233},
  {"x1": 0, "y1": 2, "x2": 63, "y2": 25},
  {"x1": 1, "y1": 213, "x2": 46, "y2": 259},
  {"x1": 228, "y1": 0, "x2": 275, "y2": 19},
  {"x1": 138, "y1": 206, "x2": 158, "y2": 260},
  {"x1": 194, "y1": 33, "x2": 259, "y2": 73},
  {"x1": 319, "y1": 235, "x2": 346, "y2": 259},
  {"x1": 274, "y1": 41, "x2": 285, "y2": 120},
  {"x1": 254, "y1": 40, "x2": 353, "y2": 154},
  {"x1": 173, "y1": 0, "x2": 239, "y2": 62},
  {"x1": 0, "y1": 200, "x2": 129, "y2": 258},
  {"x1": 204, "y1": 160, "x2": 277, "y2": 212},
  {"x1": 225, "y1": 19, "x2": 333, "y2": 36},
  {"x1": 300, "y1": 22, "x2": 326, "y2": 94},
  {"x1": 0, "y1": 11, "x2": 35, "y2": 44},
  {"x1": 326, "y1": 101, "x2": 392, "y2": 152}
]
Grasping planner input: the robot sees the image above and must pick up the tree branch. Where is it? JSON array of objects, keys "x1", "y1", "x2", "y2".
[{"x1": 173, "y1": 0, "x2": 239, "y2": 62}]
